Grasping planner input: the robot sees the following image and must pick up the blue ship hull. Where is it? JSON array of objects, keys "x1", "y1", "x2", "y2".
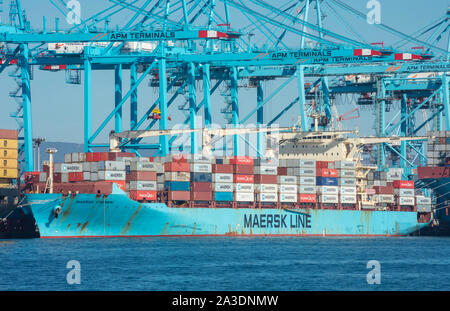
[{"x1": 24, "y1": 189, "x2": 431, "y2": 238}]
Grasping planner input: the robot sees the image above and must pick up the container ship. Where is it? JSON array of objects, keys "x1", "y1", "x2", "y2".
[
  {"x1": 22, "y1": 128, "x2": 432, "y2": 238},
  {"x1": 0, "y1": 130, "x2": 38, "y2": 238},
  {"x1": 415, "y1": 131, "x2": 450, "y2": 235}
]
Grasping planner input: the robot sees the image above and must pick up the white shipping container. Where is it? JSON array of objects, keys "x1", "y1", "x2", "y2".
[
  {"x1": 298, "y1": 185, "x2": 316, "y2": 194},
  {"x1": 82, "y1": 162, "x2": 91, "y2": 172},
  {"x1": 299, "y1": 167, "x2": 316, "y2": 176},
  {"x1": 235, "y1": 192, "x2": 254, "y2": 202},
  {"x1": 213, "y1": 173, "x2": 233, "y2": 183},
  {"x1": 416, "y1": 196, "x2": 431, "y2": 205},
  {"x1": 340, "y1": 195, "x2": 357, "y2": 204},
  {"x1": 129, "y1": 181, "x2": 157, "y2": 191},
  {"x1": 299, "y1": 159, "x2": 316, "y2": 168},
  {"x1": 376, "y1": 194, "x2": 395, "y2": 204},
  {"x1": 39, "y1": 172, "x2": 47, "y2": 183},
  {"x1": 256, "y1": 184, "x2": 278, "y2": 193},
  {"x1": 234, "y1": 183, "x2": 254, "y2": 192},
  {"x1": 298, "y1": 177, "x2": 316, "y2": 185},
  {"x1": 339, "y1": 169, "x2": 356, "y2": 178},
  {"x1": 164, "y1": 172, "x2": 190, "y2": 181},
  {"x1": 64, "y1": 154, "x2": 72, "y2": 163},
  {"x1": 258, "y1": 193, "x2": 278, "y2": 202},
  {"x1": 190, "y1": 163, "x2": 212, "y2": 173},
  {"x1": 83, "y1": 172, "x2": 90, "y2": 181},
  {"x1": 279, "y1": 193, "x2": 297, "y2": 203},
  {"x1": 340, "y1": 187, "x2": 357, "y2": 195},
  {"x1": 254, "y1": 165, "x2": 277, "y2": 175},
  {"x1": 98, "y1": 161, "x2": 126, "y2": 171},
  {"x1": 90, "y1": 162, "x2": 98, "y2": 173},
  {"x1": 279, "y1": 184, "x2": 297, "y2": 194},
  {"x1": 278, "y1": 176, "x2": 297, "y2": 184},
  {"x1": 214, "y1": 183, "x2": 233, "y2": 192},
  {"x1": 399, "y1": 197, "x2": 415, "y2": 206},
  {"x1": 319, "y1": 195, "x2": 339, "y2": 203},
  {"x1": 318, "y1": 186, "x2": 338, "y2": 194},
  {"x1": 55, "y1": 163, "x2": 83, "y2": 173},
  {"x1": 98, "y1": 171, "x2": 126, "y2": 181},
  {"x1": 395, "y1": 189, "x2": 415, "y2": 197},
  {"x1": 90, "y1": 172, "x2": 98, "y2": 182},
  {"x1": 334, "y1": 161, "x2": 356, "y2": 169},
  {"x1": 61, "y1": 173, "x2": 69, "y2": 183},
  {"x1": 130, "y1": 162, "x2": 159, "y2": 172}
]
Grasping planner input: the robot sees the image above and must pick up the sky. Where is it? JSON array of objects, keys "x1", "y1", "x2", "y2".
[{"x1": 0, "y1": 0, "x2": 448, "y2": 149}]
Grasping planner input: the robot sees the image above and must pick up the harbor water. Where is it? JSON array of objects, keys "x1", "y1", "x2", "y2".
[{"x1": 0, "y1": 236, "x2": 449, "y2": 291}]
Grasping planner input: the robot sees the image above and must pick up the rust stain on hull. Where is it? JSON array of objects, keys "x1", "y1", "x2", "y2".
[
  {"x1": 80, "y1": 221, "x2": 89, "y2": 233},
  {"x1": 120, "y1": 205, "x2": 143, "y2": 235}
]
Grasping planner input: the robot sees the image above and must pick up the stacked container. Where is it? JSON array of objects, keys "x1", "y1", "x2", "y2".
[
  {"x1": 128, "y1": 160, "x2": 159, "y2": 201},
  {"x1": 164, "y1": 156, "x2": 191, "y2": 201},
  {"x1": 189, "y1": 156, "x2": 213, "y2": 201},
  {"x1": 0, "y1": 130, "x2": 18, "y2": 188},
  {"x1": 427, "y1": 131, "x2": 450, "y2": 166},
  {"x1": 394, "y1": 180, "x2": 415, "y2": 208},
  {"x1": 316, "y1": 161, "x2": 338, "y2": 204},
  {"x1": 212, "y1": 161, "x2": 234, "y2": 202},
  {"x1": 230, "y1": 156, "x2": 255, "y2": 202},
  {"x1": 255, "y1": 158, "x2": 278, "y2": 204},
  {"x1": 295, "y1": 159, "x2": 317, "y2": 204},
  {"x1": 335, "y1": 161, "x2": 357, "y2": 205}
]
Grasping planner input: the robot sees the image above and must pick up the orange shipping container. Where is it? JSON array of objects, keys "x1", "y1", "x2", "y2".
[{"x1": 129, "y1": 190, "x2": 157, "y2": 201}]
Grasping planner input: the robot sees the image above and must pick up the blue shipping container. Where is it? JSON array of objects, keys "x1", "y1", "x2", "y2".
[
  {"x1": 190, "y1": 172, "x2": 212, "y2": 183},
  {"x1": 316, "y1": 177, "x2": 338, "y2": 186},
  {"x1": 214, "y1": 192, "x2": 234, "y2": 201},
  {"x1": 164, "y1": 181, "x2": 191, "y2": 191}
]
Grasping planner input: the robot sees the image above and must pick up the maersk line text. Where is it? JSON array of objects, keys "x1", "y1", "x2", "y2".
[{"x1": 244, "y1": 214, "x2": 311, "y2": 229}]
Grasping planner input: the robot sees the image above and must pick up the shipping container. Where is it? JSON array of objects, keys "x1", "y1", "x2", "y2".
[
  {"x1": 234, "y1": 174, "x2": 255, "y2": 183},
  {"x1": 228, "y1": 156, "x2": 254, "y2": 166},
  {"x1": 168, "y1": 191, "x2": 190, "y2": 201},
  {"x1": 298, "y1": 193, "x2": 317, "y2": 203},
  {"x1": 299, "y1": 159, "x2": 316, "y2": 168},
  {"x1": 254, "y1": 158, "x2": 279, "y2": 166},
  {"x1": 127, "y1": 171, "x2": 157, "y2": 181},
  {"x1": 375, "y1": 194, "x2": 395, "y2": 204},
  {"x1": 234, "y1": 192, "x2": 254, "y2": 202},
  {"x1": 55, "y1": 163, "x2": 83, "y2": 173},
  {"x1": 334, "y1": 161, "x2": 356, "y2": 169},
  {"x1": 298, "y1": 176, "x2": 316, "y2": 185},
  {"x1": 278, "y1": 176, "x2": 297, "y2": 184},
  {"x1": 164, "y1": 181, "x2": 190, "y2": 191},
  {"x1": 164, "y1": 162, "x2": 190, "y2": 172},
  {"x1": 129, "y1": 190, "x2": 157, "y2": 201},
  {"x1": 279, "y1": 193, "x2": 297, "y2": 203},
  {"x1": 373, "y1": 186, "x2": 394, "y2": 195},
  {"x1": 1, "y1": 169, "x2": 18, "y2": 179},
  {"x1": 232, "y1": 164, "x2": 254, "y2": 175},
  {"x1": 340, "y1": 187, "x2": 357, "y2": 195},
  {"x1": 68, "y1": 172, "x2": 84, "y2": 182},
  {"x1": 257, "y1": 192, "x2": 278, "y2": 202},
  {"x1": 0, "y1": 159, "x2": 18, "y2": 169},
  {"x1": 398, "y1": 197, "x2": 415, "y2": 206},
  {"x1": 253, "y1": 174, "x2": 276, "y2": 184},
  {"x1": 214, "y1": 183, "x2": 233, "y2": 192},
  {"x1": 191, "y1": 182, "x2": 213, "y2": 192},
  {"x1": 1, "y1": 139, "x2": 18, "y2": 150},
  {"x1": 393, "y1": 180, "x2": 415, "y2": 189},
  {"x1": 317, "y1": 186, "x2": 339, "y2": 195},
  {"x1": 317, "y1": 168, "x2": 338, "y2": 178},
  {"x1": 298, "y1": 185, "x2": 316, "y2": 194},
  {"x1": 415, "y1": 196, "x2": 432, "y2": 205},
  {"x1": 319, "y1": 195, "x2": 339, "y2": 204},
  {"x1": 316, "y1": 177, "x2": 338, "y2": 186},
  {"x1": 417, "y1": 205, "x2": 432, "y2": 213},
  {"x1": 190, "y1": 172, "x2": 212, "y2": 183},
  {"x1": 254, "y1": 165, "x2": 277, "y2": 175},
  {"x1": 339, "y1": 169, "x2": 356, "y2": 178},
  {"x1": 234, "y1": 183, "x2": 255, "y2": 192},
  {"x1": 277, "y1": 167, "x2": 288, "y2": 175},
  {"x1": 164, "y1": 172, "x2": 190, "y2": 182},
  {"x1": 212, "y1": 173, "x2": 233, "y2": 183},
  {"x1": 98, "y1": 161, "x2": 126, "y2": 171},
  {"x1": 255, "y1": 184, "x2": 278, "y2": 193},
  {"x1": 338, "y1": 178, "x2": 357, "y2": 187},
  {"x1": 190, "y1": 163, "x2": 212, "y2": 173},
  {"x1": 129, "y1": 181, "x2": 157, "y2": 191},
  {"x1": 212, "y1": 164, "x2": 233, "y2": 174},
  {"x1": 394, "y1": 188, "x2": 415, "y2": 197},
  {"x1": 98, "y1": 171, "x2": 126, "y2": 181},
  {"x1": 0, "y1": 148, "x2": 18, "y2": 160},
  {"x1": 0, "y1": 129, "x2": 18, "y2": 140},
  {"x1": 214, "y1": 191, "x2": 234, "y2": 201},
  {"x1": 190, "y1": 191, "x2": 212, "y2": 201},
  {"x1": 340, "y1": 195, "x2": 357, "y2": 204},
  {"x1": 279, "y1": 184, "x2": 297, "y2": 194}
]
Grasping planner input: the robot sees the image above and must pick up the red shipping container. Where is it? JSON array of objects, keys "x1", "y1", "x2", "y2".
[
  {"x1": 232, "y1": 164, "x2": 254, "y2": 175},
  {"x1": 117, "y1": 152, "x2": 135, "y2": 158},
  {"x1": 170, "y1": 154, "x2": 189, "y2": 163},
  {"x1": 298, "y1": 193, "x2": 317, "y2": 203},
  {"x1": 393, "y1": 180, "x2": 414, "y2": 189},
  {"x1": 190, "y1": 191, "x2": 212, "y2": 201},
  {"x1": 212, "y1": 164, "x2": 233, "y2": 174},
  {"x1": 233, "y1": 174, "x2": 254, "y2": 183},
  {"x1": 373, "y1": 186, "x2": 394, "y2": 195},
  {"x1": 68, "y1": 172, "x2": 84, "y2": 182},
  {"x1": 277, "y1": 167, "x2": 287, "y2": 175},
  {"x1": 126, "y1": 171, "x2": 157, "y2": 181},
  {"x1": 417, "y1": 167, "x2": 450, "y2": 179},
  {"x1": 317, "y1": 168, "x2": 338, "y2": 178},
  {"x1": 316, "y1": 161, "x2": 333, "y2": 169},
  {"x1": 164, "y1": 162, "x2": 190, "y2": 172},
  {"x1": 129, "y1": 190, "x2": 157, "y2": 201},
  {"x1": 0, "y1": 129, "x2": 18, "y2": 140},
  {"x1": 254, "y1": 174, "x2": 277, "y2": 184},
  {"x1": 191, "y1": 182, "x2": 212, "y2": 192},
  {"x1": 168, "y1": 191, "x2": 190, "y2": 201},
  {"x1": 229, "y1": 156, "x2": 254, "y2": 166}
]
